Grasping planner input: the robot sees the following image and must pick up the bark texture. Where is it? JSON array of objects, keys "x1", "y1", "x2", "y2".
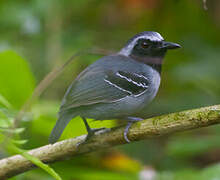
[{"x1": 0, "y1": 104, "x2": 220, "y2": 179}]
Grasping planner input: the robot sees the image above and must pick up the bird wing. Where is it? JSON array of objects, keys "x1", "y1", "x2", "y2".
[{"x1": 60, "y1": 64, "x2": 150, "y2": 111}]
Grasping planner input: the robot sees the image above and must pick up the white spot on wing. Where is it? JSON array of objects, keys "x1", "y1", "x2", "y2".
[
  {"x1": 116, "y1": 72, "x2": 149, "y2": 89},
  {"x1": 104, "y1": 79, "x2": 132, "y2": 95}
]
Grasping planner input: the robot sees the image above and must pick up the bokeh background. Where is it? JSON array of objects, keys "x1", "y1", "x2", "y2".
[{"x1": 0, "y1": 0, "x2": 220, "y2": 179}]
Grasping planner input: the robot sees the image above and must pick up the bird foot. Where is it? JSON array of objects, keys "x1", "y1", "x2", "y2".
[
  {"x1": 124, "y1": 117, "x2": 143, "y2": 143},
  {"x1": 86, "y1": 127, "x2": 107, "y2": 140},
  {"x1": 76, "y1": 127, "x2": 108, "y2": 147}
]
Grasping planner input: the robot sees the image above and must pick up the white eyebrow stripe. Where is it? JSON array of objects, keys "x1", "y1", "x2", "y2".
[{"x1": 119, "y1": 32, "x2": 164, "y2": 56}]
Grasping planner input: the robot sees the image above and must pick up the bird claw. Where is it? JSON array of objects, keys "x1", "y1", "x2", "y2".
[
  {"x1": 123, "y1": 117, "x2": 144, "y2": 143},
  {"x1": 124, "y1": 131, "x2": 130, "y2": 143},
  {"x1": 76, "y1": 127, "x2": 108, "y2": 147},
  {"x1": 124, "y1": 122, "x2": 132, "y2": 143}
]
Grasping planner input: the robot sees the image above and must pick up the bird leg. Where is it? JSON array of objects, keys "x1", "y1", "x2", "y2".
[
  {"x1": 81, "y1": 116, "x2": 143, "y2": 143},
  {"x1": 81, "y1": 117, "x2": 106, "y2": 141},
  {"x1": 124, "y1": 117, "x2": 143, "y2": 143}
]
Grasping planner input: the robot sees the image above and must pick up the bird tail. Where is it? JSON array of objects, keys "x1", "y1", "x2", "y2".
[{"x1": 49, "y1": 112, "x2": 75, "y2": 144}]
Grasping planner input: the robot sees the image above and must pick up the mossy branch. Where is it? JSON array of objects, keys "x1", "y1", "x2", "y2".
[{"x1": 0, "y1": 104, "x2": 220, "y2": 179}]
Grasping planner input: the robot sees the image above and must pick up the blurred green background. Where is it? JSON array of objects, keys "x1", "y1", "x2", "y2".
[{"x1": 0, "y1": 0, "x2": 220, "y2": 179}]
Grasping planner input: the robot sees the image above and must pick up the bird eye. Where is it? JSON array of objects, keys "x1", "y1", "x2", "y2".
[{"x1": 141, "y1": 41, "x2": 149, "y2": 49}]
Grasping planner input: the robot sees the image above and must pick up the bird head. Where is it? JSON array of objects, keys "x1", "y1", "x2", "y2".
[{"x1": 119, "y1": 31, "x2": 181, "y2": 65}]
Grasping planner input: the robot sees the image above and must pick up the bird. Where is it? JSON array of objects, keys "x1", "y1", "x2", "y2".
[{"x1": 49, "y1": 31, "x2": 181, "y2": 144}]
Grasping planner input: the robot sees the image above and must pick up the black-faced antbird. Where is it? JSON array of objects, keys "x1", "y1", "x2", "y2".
[{"x1": 49, "y1": 31, "x2": 181, "y2": 144}]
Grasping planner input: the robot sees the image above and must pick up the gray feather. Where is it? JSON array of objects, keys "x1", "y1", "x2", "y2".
[
  {"x1": 49, "y1": 112, "x2": 75, "y2": 144},
  {"x1": 60, "y1": 55, "x2": 150, "y2": 111}
]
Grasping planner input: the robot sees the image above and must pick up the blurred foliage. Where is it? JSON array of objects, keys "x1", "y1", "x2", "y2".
[
  {"x1": 0, "y1": 0, "x2": 220, "y2": 179},
  {"x1": 0, "y1": 51, "x2": 62, "y2": 180},
  {"x1": 0, "y1": 51, "x2": 35, "y2": 109}
]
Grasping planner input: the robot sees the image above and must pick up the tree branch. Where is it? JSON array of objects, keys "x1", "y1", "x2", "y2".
[{"x1": 0, "y1": 104, "x2": 220, "y2": 179}]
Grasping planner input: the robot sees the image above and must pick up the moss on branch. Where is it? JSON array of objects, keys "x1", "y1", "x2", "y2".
[{"x1": 0, "y1": 104, "x2": 220, "y2": 179}]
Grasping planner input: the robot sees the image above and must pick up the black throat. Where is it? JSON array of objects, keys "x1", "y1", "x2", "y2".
[{"x1": 130, "y1": 54, "x2": 162, "y2": 74}]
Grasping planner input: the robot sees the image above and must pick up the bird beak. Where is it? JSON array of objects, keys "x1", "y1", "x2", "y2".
[{"x1": 162, "y1": 41, "x2": 181, "y2": 49}]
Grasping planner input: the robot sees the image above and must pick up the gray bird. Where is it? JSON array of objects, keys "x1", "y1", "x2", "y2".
[{"x1": 49, "y1": 31, "x2": 181, "y2": 144}]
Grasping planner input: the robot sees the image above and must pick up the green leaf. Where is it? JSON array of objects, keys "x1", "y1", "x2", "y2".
[
  {"x1": 0, "y1": 109, "x2": 13, "y2": 129},
  {"x1": 0, "y1": 93, "x2": 12, "y2": 109},
  {"x1": 201, "y1": 163, "x2": 220, "y2": 180},
  {"x1": 9, "y1": 143, "x2": 62, "y2": 180},
  {"x1": 0, "y1": 127, "x2": 25, "y2": 134},
  {"x1": 11, "y1": 139, "x2": 28, "y2": 145},
  {"x1": 0, "y1": 50, "x2": 35, "y2": 109}
]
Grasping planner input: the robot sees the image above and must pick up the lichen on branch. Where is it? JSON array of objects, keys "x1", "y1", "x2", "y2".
[{"x1": 0, "y1": 104, "x2": 220, "y2": 179}]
